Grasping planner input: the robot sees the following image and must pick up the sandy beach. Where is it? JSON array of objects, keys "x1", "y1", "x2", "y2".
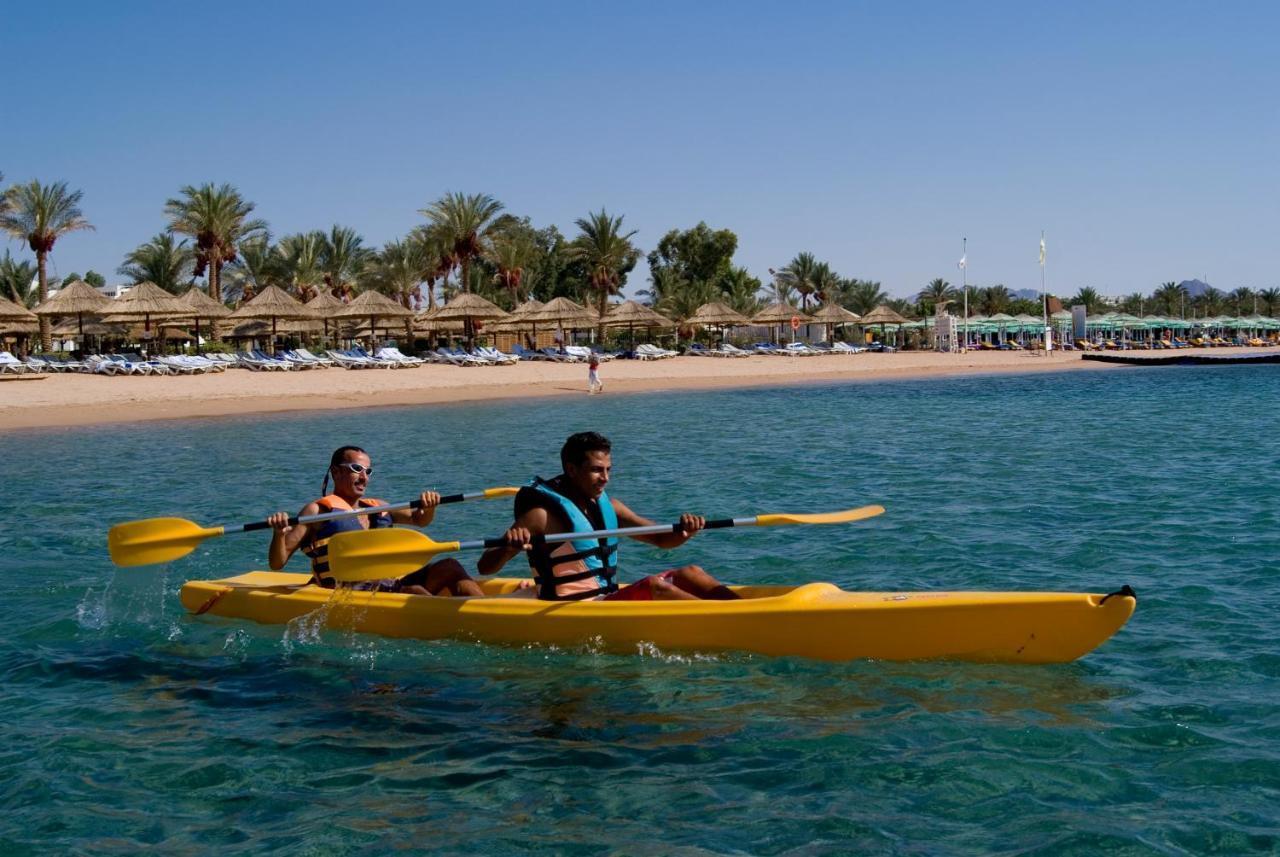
[{"x1": 0, "y1": 350, "x2": 1127, "y2": 431}]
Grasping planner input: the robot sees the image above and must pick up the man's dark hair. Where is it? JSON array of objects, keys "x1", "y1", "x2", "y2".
[
  {"x1": 330, "y1": 445, "x2": 366, "y2": 468},
  {"x1": 561, "y1": 432, "x2": 611, "y2": 469},
  {"x1": 323, "y1": 445, "x2": 367, "y2": 492}
]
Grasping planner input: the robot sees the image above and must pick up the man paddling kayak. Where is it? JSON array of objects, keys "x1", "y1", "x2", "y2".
[
  {"x1": 267, "y1": 445, "x2": 482, "y2": 596},
  {"x1": 477, "y1": 432, "x2": 739, "y2": 600}
]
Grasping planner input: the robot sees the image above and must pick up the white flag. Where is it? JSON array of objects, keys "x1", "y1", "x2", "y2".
[
  {"x1": 957, "y1": 254, "x2": 967, "y2": 270},
  {"x1": 1039, "y1": 236, "x2": 1046, "y2": 267}
]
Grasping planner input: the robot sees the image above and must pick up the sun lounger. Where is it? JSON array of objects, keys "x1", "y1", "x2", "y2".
[
  {"x1": 374, "y1": 346, "x2": 425, "y2": 367},
  {"x1": 0, "y1": 352, "x2": 33, "y2": 374},
  {"x1": 635, "y1": 343, "x2": 677, "y2": 360},
  {"x1": 538, "y1": 347, "x2": 577, "y2": 362},
  {"x1": 831, "y1": 341, "x2": 865, "y2": 354},
  {"x1": 510, "y1": 344, "x2": 547, "y2": 361},
  {"x1": 475, "y1": 346, "x2": 518, "y2": 365},
  {"x1": 292, "y1": 348, "x2": 335, "y2": 367}
]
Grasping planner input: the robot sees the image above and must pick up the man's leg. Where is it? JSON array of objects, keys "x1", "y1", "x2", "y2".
[
  {"x1": 664, "y1": 564, "x2": 740, "y2": 600},
  {"x1": 401, "y1": 558, "x2": 484, "y2": 596}
]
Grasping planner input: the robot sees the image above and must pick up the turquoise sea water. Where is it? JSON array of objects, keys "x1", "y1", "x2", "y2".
[{"x1": 2, "y1": 366, "x2": 1279, "y2": 854}]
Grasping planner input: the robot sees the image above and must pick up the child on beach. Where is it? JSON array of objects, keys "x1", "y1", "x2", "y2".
[{"x1": 587, "y1": 354, "x2": 603, "y2": 394}]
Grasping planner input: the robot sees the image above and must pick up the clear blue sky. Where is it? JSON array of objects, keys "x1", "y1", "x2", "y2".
[{"x1": 6, "y1": 1, "x2": 1277, "y2": 299}]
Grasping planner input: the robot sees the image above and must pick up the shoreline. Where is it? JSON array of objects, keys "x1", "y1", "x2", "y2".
[{"x1": 0, "y1": 351, "x2": 1130, "y2": 432}]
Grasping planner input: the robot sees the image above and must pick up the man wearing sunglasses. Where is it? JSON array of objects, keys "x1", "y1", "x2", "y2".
[{"x1": 267, "y1": 445, "x2": 482, "y2": 596}]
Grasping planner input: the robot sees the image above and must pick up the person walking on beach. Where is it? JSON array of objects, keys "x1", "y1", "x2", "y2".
[
  {"x1": 477, "y1": 432, "x2": 739, "y2": 601},
  {"x1": 267, "y1": 445, "x2": 483, "y2": 596},
  {"x1": 587, "y1": 353, "x2": 603, "y2": 394}
]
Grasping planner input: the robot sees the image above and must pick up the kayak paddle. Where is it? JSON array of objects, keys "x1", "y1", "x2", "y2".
[
  {"x1": 327, "y1": 503, "x2": 886, "y2": 582},
  {"x1": 108, "y1": 486, "x2": 520, "y2": 568}
]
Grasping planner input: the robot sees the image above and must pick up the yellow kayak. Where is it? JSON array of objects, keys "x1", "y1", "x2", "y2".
[
  {"x1": 180, "y1": 572, "x2": 1137, "y2": 663},
  {"x1": 179, "y1": 573, "x2": 1136, "y2": 664}
]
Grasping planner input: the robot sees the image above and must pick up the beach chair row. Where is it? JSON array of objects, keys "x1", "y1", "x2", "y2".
[
  {"x1": 509, "y1": 345, "x2": 619, "y2": 363},
  {"x1": 748, "y1": 342, "x2": 869, "y2": 356}
]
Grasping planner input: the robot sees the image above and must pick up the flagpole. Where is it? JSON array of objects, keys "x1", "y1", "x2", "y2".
[
  {"x1": 1040, "y1": 231, "x2": 1050, "y2": 353},
  {"x1": 961, "y1": 237, "x2": 968, "y2": 353}
]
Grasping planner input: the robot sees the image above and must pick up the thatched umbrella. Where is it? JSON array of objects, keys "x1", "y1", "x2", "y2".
[
  {"x1": 526, "y1": 297, "x2": 599, "y2": 347},
  {"x1": 32, "y1": 280, "x2": 112, "y2": 343},
  {"x1": 175, "y1": 287, "x2": 232, "y2": 353},
  {"x1": 429, "y1": 293, "x2": 511, "y2": 345},
  {"x1": 329, "y1": 290, "x2": 417, "y2": 347},
  {"x1": 487, "y1": 298, "x2": 545, "y2": 349},
  {"x1": 858, "y1": 304, "x2": 910, "y2": 346},
  {"x1": 221, "y1": 319, "x2": 316, "y2": 340},
  {"x1": 305, "y1": 290, "x2": 346, "y2": 344},
  {"x1": 809, "y1": 303, "x2": 862, "y2": 342},
  {"x1": 414, "y1": 306, "x2": 467, "y2": 334},
  {"x1": 0, "y1": 295, "x2": 37, "y2": 323},
  {"x1": 603, "y1": 300, "x2": 674, "y2": 350},
  {"x1": 752, "y1": 301, "x2": 812, "y2": 343},
  {"x1": 99, "y1": 281, "x2": 192, "y2": 351},
  {"x1": 227, "y1": 285, "x2": 317, "y2": 353}
]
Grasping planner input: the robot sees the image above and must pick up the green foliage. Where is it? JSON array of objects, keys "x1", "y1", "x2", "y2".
[
  {"x1": 119, "y1": 234, "x2": 194, "y2": 293},
  {"x1": 164, "y1": 183, "x2": 266, "y2": 303},
  {"x1": 321, "y1": 225, "x2": 373, "y2": 299},
  {"x1": 647, "y1": 222, "x2": 737, "y2": 289},
  {"x1": 1068, "y1": 286, "x2": 1107, "y2": 314},
  {"x1": 84, "y1": 270, "x2": 106, "y2": 288},
  {"x1": 842, "y1": 279, "x2": 888, "y2": 315},
  {"x1": 916, "y1": 278, "x2": 957, "y2": 315},
  {"x1": 0, "y1": 251, "x2": 38, "y2": 307},
  {"x1": 566, "y1": 209, "x2": 640, "y2": 332},
  {"x1": 419, "y1": 192, "x2": 504, "y2": 294}
]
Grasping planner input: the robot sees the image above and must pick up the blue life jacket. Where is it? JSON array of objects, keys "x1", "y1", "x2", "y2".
[
  {"x1": 302, "y1": 494, "x2": 393, "y2": 586},
  {"x1": 527, "y1": 477, "x2": 619, "y2": 601}
]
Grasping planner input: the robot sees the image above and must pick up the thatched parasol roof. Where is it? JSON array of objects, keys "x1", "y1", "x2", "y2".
[
  {"x1": 32, "y1": 280, "x2": 112, "y2": 316},
  {"x1": 526, "y1": 296, "x2": 598, "y2": 326},
  {"x1": 857, "y1": 305, "x2": 911, "y2": 326},
  {"x1": 686, "y1": 301, "x2": 750, "y2": 327},
  {"x1": 50, "y1": 319, "x2": 129, "y2": 338},
  {"x1": 0, "y1": 321, "x2": 38, "y2": 336},
  {"x1": 329, "y1": 289, "x2": 416, "y2": 320},
  {"x1": 510, "y1": 298, "x2": 545, "y2": 317},
  {"x1": 227, "y1": 285, "x2": 316, "y2": 320},
  {"x1": 304, "y1": 291, "x2": 346, "y2": 313},
  {"x1": 220, "y1": 319, "x2": 318, "y2": 338},
  {"x1": 602, "y1": 300, "x2": 674, "y2": 328},
  {"x1": 177, "y1": 287, "x2": 232, "y2": 318},
  {"x1": 430, "y1": 292, "x2": 510, "y2": 322},
  {"x1": 809, "y1": 303, "x2": 862, "y2": 324},
  {"x1": 100, "y1": 281, "x2": 189, "y2": 320},
  {"x1": 751, "y1": 301, "x2": 812, "y2": 325},
  {"x1": 414, "y1": 307, "x2": 466, "y2": 332},
  {"x1": 0, "y1": 295, "x2": 37, "y2": 322}
]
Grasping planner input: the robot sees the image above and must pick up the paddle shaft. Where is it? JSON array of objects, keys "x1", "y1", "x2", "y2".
[
  {"x1": 234, "y1": 490, "x2": 496, "y2": 534},
  {"x1": 460, "y1": 516, "x2": 757, "y2": 552}
]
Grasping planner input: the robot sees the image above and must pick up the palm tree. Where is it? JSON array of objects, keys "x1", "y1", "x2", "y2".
[
  {"x1": 486, "y1": 224, "x2": 539, "y2": 305},
  {"x1": 371, "y1": 238, "x2": 430, "y2": 310},
  {"x1": 1193, "y1": 286, "x2": 1223, "y2": 317},
  {"x1": 719, "y1": 265, "x2": 763, "y2": 315},
  {"x1": 419, "y1": 192, "x2": 504, "y2": 294},
  {"x1": 118, "y1": 233, "x2": 195, "y2": 293},
  {"x1": 164, "y1": 183, "x2": 267, "y2": 305},
  {"x1": 565, "y1": 209, "x2": 640, "y2": 339},
  {"x1": 778, "y1": 252, "x2": 820, "y2": 309},
  {"x1": 1069, "y1": 287, "x2": 1106, "y2": 314},
  {"x1": 843, "y1": 279, "x2": 887, "y2": 315},
  {"x1": 276, "y1": 231, "x2": 328, "y2": 301},
  {"x1": 1228, "y1": 286, "x2": 1254, "y2": 316},
  {"x1": 223, "y1": 237, "x2": 283, "y2": 303},
  {"x1": 916, "y1": 278, "x2": 956, "y2": 315},
  {"x1": 0, "y1": 180, "x2": 94, "y2": 349},
  {"x1": 811, "y1": 262, "x2": 842, "y2": 307},
  {"x1": 0, "y1": 251, "x2": 38, "y2": 307},
  {"x1": 1118, "y1": 292, "x2": 1146, "y2": 316},
  {"x1": 1257, "y1": 287, "x2": 1280, "y2": 317},
  {"x1": 976, "y1": 285, "x2": 1012, "y2": 316},
  {"x1": 320, "y1": 225, "x2": 372, "y2": 300},
  {"x1": 1153, "y1": 281, "x2": 1187, "y2": 317}
]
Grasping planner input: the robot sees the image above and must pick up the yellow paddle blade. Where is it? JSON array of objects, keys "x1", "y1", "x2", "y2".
[
  {"x1": 755, "y1": 504, "x2": 885, "y2": 527},
  {"x1": 327, "y1": 528, "x2": 462, "y2": 582},
  {"x1": 108, "y1": 518, "x2": 225, "y2": 567},
  {"x1": 484, "y1": 487, "x2": 519, "y2": 499}
]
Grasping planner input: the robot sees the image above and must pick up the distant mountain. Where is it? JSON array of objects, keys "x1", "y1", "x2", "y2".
[{"x1": 1179, "y1": 279, "x2": 1212, "y2": 297}]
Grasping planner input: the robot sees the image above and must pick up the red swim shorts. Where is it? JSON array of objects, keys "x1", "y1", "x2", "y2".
[{"x1": 603, "y1": 570, "x2": 678, "y2": 602}]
